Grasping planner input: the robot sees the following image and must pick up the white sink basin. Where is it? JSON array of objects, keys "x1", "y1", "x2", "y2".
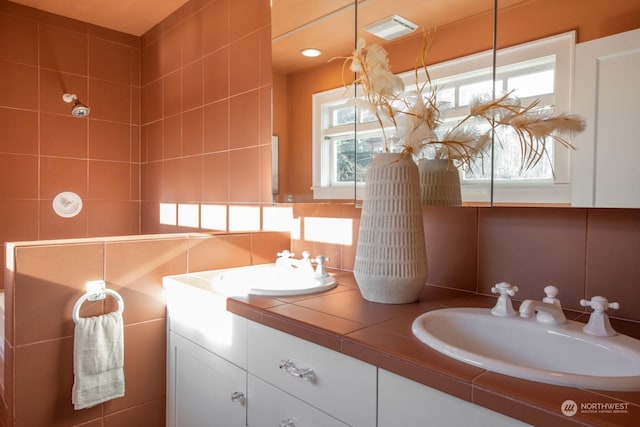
[
  {"x1": 205, "y1": 264, "x2": 337, "y2": 297},
  {"x1": 412, "y1": 307, "x2": 640, "y2": 391}
]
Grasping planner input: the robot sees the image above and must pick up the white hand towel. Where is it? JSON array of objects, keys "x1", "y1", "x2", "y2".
[{"x1": 72, "y1": 311, "x2": 125, "y2": 410}]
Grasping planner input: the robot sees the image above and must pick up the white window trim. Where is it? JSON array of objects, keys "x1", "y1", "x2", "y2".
[{"x1": 312, "y1": 32, "x2": 576, "y2": 204}]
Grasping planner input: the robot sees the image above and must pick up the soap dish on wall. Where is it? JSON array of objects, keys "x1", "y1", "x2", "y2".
[{"x1": 52, "y1": 191, "x2": 83, "y2": 218}]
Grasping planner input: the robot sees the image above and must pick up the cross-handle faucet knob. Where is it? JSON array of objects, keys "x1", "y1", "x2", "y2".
[
  {"x1": 491, "y1": 282, "x2": 519, "y2": 297},
  {"x1": 580, "y1": 296, "x2": 619, "y2": 313},
  {"x1": 543, "y1": 285, "x2": 558, "y2": 300},
  {"x1": 580, "y1": 296, "x2": 620, "y2": 336},
  {"x1": 312, "y1": 255, "x2": 330, "y2": 277},
  {"x1": 490, "y1": 282, "x2": 519, "y2": 317},
  {"x1": 277, "y1": 250, "x2": 294, "y2": 259}
]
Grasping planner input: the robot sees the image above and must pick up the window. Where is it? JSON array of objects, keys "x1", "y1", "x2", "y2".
[{"x1": 312, "y1": 32, "x2": 575, "y2": 203}]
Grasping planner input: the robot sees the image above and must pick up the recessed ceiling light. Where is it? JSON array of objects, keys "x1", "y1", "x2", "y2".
[
  {"x1": 301, "y1": 48, "x2": 322, "y2": 58},
  {"x1": 365, "y1": 15, "x2": 419, "y2": 41}
]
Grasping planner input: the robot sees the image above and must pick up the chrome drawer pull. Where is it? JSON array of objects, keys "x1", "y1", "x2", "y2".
[
  {"x1": 230, "y1": 391, "x2": 245, "y2": 403},
  {"x1": 280, "y1": 419, "x2": 294, "y2": 427},
  {"x1": 279, "y1": 359, "x2": 315, "y2": 381}
]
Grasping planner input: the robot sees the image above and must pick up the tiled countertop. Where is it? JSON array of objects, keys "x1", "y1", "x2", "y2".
[{"x1": 225, "y1": 270, "x2": 640, "y2": 427}]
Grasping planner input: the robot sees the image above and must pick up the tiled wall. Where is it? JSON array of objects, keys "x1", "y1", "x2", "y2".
[
  {"x1": 0, "y1": 0, "x2": 142, "y2": 241},
  {"x1": 2, "y1": 231, "x2": 289, "y2": 426},
  {"x1": 291, "y1": 204, "x2": 640, "y2": 323},
  {"x1": 139, "y1": 0, "x2": 273, "y2": 233},
  {"x1": 0, "y1": 0, "x2": 142, "y2": 294}
]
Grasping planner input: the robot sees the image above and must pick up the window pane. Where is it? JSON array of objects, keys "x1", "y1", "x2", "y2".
[
  {"x1": 459, "y1": 79, "x2": 494, "y2": 105},
  {"x1": 332, "y1": 106, "x2": 355, "y2": 126},
  {"x1": 437, "y1": 87, "x2": 455, "y2": 109},
  {"x1": 333, "y1": 135, "x2": 385, "y2": 183},
  {"x1": 508, "y1": 70, "x2": 554, "y2": 98}
]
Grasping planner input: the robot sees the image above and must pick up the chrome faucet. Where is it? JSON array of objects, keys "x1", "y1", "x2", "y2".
[
  {"x1": 580, "y1": 296, "x2": 620, "y2": 336},
  {"x1": 275, "y1": 250, "x2": 329, "y2": 278},
  {"x1": 519, "y1": 285, "x2": 566, "y2": 325}
]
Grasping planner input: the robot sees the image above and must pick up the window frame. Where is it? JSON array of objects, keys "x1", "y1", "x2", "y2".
[{"x1": 312, "y1": 32, "x2": 576, "y2": 204}]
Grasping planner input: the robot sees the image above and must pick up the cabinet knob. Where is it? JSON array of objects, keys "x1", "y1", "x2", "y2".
[
  {"x1": 230, "y1": 391, "x2": 245, "y2": 403},
  {"x1": 280, "y1": 419, "x2": 294, "y2": 427},
  {"x1": 279, "y1": 359, "x2": 315, "y2": 381}
]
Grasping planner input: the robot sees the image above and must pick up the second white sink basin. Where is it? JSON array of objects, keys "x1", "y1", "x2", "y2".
[
  {"x1": 412, "y1": 307, "x2": 640, "y2": 391},
  {"x1": 204, "y1": 264, "x2": 337, "y2": 297}
]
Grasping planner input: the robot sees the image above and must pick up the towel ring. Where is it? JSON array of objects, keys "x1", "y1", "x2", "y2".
[{"x1": 72, "y1": 288, "x2": 125, "y2": 324}]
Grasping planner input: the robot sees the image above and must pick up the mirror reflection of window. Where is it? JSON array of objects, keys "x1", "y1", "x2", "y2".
[{"x1": 313, "y1": 32, "x2": 574, "y2": 203}]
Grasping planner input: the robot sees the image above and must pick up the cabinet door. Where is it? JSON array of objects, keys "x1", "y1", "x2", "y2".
[
  {"x1": 168, "y1": 331, "x2": 247, "y2": 427},
  {"x1": 247, "y1": 374, "x2": 348, "y2": 427},
  {"x1": 378, "y1": 369, "x2": 530, "y2": 427},
  {"x1": 572, "y1": 28, "x2": 640, "y2": 207}
]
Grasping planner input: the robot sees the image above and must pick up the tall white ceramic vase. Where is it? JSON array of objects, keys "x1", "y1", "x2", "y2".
[
  {"x1": 354, "y1": 153, "x2": 428, "y2": 304},
  {"x1": 418, "y1": 158, "x2": 462, "y2": 206}
]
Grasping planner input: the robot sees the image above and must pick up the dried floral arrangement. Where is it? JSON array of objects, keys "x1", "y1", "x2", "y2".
[{"x1": 343, "y1": 34, "x2": 586, "y2": 172}]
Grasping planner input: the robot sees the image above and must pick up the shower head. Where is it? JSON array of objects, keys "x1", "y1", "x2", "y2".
[{"x1": 62, "y1": 93, "x2": 91, "y2": 118}]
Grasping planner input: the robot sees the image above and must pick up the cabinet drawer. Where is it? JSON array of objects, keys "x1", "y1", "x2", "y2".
[
  {"x1": 248, "y1": 374, "x2": 348, "y2": 427},
  {"x1": 248, "y1": 321, "x2": 376, "y2": 427}
]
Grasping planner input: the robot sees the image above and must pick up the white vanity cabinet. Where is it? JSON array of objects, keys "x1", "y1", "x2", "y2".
[
  {"x1": 168, "y1": 332, "x2": 247, "y2": 427},
  {"x1": 378, "y1": 369, "x2": 531, "y2": 427},
  {"x1": 247, "y1": 321, "x2": 377, "y2": 427},
  {"x1": 165, "y1": 276, "x2": 249, "y2": 427}
]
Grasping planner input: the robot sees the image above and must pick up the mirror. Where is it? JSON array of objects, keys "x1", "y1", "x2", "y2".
[
  {"x1": 272, "y1": 0, "x2": 496, "y2": 204},
  {"x1": 272, "y1": 0, "x2": 640, "y2": 207}
]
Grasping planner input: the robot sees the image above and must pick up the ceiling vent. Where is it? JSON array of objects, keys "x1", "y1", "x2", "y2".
[{"x1": 364, "y1": 15, "x2": 419, "y2": 41}]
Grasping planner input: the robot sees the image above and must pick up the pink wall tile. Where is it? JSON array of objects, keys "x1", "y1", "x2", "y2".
[
  {"x1": 163, "y1": 114, "x2": 182, "y2": 159},
  {"x1": 39, "y1": 68, "x2": 87, "y2": 115},
  {"x1": 0, "y1": 14, "x2": 37, "y2": 65},
  {"x1": 104, "y1": 321, "x2": 167, "y2": 413},
  {"x1": 89, "y1": 120, "x2": 131, "y2": 161},
  {"x1": 0, "y1": 61, "x2": 37, "y2": 110},
  {"x1": 203, "y1": 47, "x2": 229, "y2": 103},
  {"x1": 202, "y1": 0, "x2": 229, "y2": 54},
  {"x1": 203, "y1": 99, "x2": 229, "y2": 153},
  {"x1": 182, "y1": 107, "x2": 203, "y2": 155},
  {"x1": 163, "y1": 70, "x2": 182, "y2": 117},
  {"x1": 187, "y1": 234, "x2": 252, "y2": 272},
  {"x1": 40, "y1": 113, "x2": 88, "y2": 158},
  {"x1": 38, "y1": 24, "x2": 88, "y2": 75},
  {"x1": 89, "y1": 37, "x2": 133, "y2": 85},
  {"x1": 229, "y1": 90, "x2": 260, "y2": 149},
  {"x1": 478, "y1": 208, "x2": 588, "y2": 310},
  {"x1": 181, "y1": 11, "x2": 203, "y2": 65},
  {"x1": 39, "y1": 200, "x2": 88, "y2": 240},
  {"x1": 181, "y1": 59, "x2": 203, "y2": 110},
  {"x1": 11, "y1": 243, "x2": 104, "y2": 346},
  {"x1": 203, "y1": 152, "x2": 230, "y2": 202},
  {"x1": 229, "y1": 32, "x2": 260, "y2": 96},
  {"x1": 88, "y1": 78, "x2": 131, "y2": 123},
  {"x1": 423, "y1": 206, "x2": 478, "y2": 291},
  {"x1": 0, "y1": 108, "x2": 38, "y2": 155},
  {"x1": 40, "y1": 157, "x2": 88, "y2": 199},
  {"x1": 585, "y1": 209, "x2": 640, "y2": 321},
  {"x1": 0, "y1": 155, "x2": 38, "y2": 199},
  {"x1": 86, "y1": 200, "x2": 140, "y2": 237},
  {"x1": 229, "y1": 147, "x2": 260, "y2": 202},
  {"x1": 104, "y1": 398, "x2": 165, "y2": 427}
]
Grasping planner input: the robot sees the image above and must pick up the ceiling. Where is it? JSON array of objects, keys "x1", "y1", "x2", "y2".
[
  {"x1": 9, "y1": 0, "x2": 190, "y2": 36},
  {"x1": 9, "y1": 0, "x2": 516, "y2": 73}
]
